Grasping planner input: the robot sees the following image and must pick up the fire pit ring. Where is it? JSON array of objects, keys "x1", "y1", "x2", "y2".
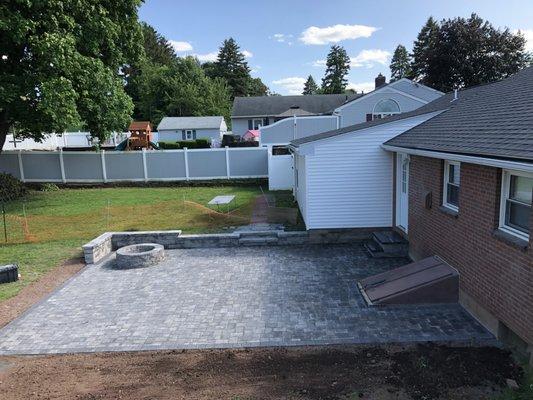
[{"x1": 115, "y1": 243, "x2": 165, "y2": 269}]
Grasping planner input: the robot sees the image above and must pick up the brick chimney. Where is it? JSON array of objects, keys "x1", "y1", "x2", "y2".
[{"x1": 375, "y1": 73, "x2": 386, "y2": 89}]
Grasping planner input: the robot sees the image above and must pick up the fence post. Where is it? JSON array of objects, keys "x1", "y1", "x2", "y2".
[
  {"x1": 225, "y1": 146, "x2": 230, "y2": 179},
  {"x1": 59, "y1": 148, "x2": 66, "y2": 183},
  {"x1": 184, "y1": 147, "x2": 189, "y2": 181},
  {"x1": 142, "y1": 148, "x2": 148, "y2": 182},
  {"x1": 17, "y1": 150, "x2": 25, "y2": 182},
  {"x1": 101, "y1": 150, "x2": 107, "y2": 183}
]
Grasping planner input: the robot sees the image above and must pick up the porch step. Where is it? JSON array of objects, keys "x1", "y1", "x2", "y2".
[
  {"x1": 372, "y1": 231, "x2": 408, "y2": 252},
  {"x1": 365, "y1": 230, "x2": 409, "y2": 258},
  {"x1": 238, "y1": 237, "x2": 279, "y2": 246},
  {"x1": 364, "y1": 240, "x2": 407, "y2": 258}
]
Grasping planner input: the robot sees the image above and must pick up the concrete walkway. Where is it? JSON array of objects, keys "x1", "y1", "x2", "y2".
[{"x1": 0, "y1": 244, "x2": 494, "y2": 355}]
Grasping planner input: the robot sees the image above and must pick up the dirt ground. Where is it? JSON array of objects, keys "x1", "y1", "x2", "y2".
[
  {"x1": 0, "y1": 344, "x2": 523, "y2": 400},
  {"x1": 0, "y1": 257, "x2": 523, "y2": 400},
  {"x1": 0, "y1": 257, "x2": 84, "y2": 328}
]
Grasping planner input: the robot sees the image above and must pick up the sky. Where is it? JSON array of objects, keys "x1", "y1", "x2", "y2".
[{"x1": 139, "y1": 0, "x2": 533, "y2": 95}]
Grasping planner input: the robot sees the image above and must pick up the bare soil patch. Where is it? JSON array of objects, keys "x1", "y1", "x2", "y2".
[
  {"x1": 0, "y1": 344, "x2": 522, "y2": 400},
  {"x1": 0, "y1": 257, "x2": 84, "y2": 328}
]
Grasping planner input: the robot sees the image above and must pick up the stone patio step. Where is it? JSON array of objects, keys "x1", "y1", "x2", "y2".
[
  {"x1": 238, "y1": 237, "x2": 279, "y2": 246},
  {"x1": 372, "y1": 231, "x2": 409, "y2": 254},
  {"x1": 239, "y1": 231, "x2": 280, "y2": 238},
  {"x1": 364, "y1": 240, "x2": 407, "y2": 258}
]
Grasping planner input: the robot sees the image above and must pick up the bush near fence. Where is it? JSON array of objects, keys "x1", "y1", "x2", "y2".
[{"x1": 159, "y1": 138, "x2": 211, "y2": 149}]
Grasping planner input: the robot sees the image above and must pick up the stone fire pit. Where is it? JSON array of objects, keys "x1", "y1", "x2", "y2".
[{"x1": 115, "y1": 243, "x2": 165, "y2": 269}]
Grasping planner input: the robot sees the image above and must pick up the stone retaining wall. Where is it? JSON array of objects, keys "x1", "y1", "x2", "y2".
[{"x1": 82, "y1": 228, "x2": 374, "y2": 264}]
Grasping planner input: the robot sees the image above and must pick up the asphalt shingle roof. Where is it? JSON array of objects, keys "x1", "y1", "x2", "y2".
[
  {"x1": 231, "y1": 93, "x2": 361, "y2": 117},
  {"x1": 157, "y1": 116, "x2": 225, "y2": 131},
  {"x1": 385, "y1": 67, "x2": 533, "y2": 161},
  {"x1": 293, "y1": 67, "x2": 533, "y2": 162}
]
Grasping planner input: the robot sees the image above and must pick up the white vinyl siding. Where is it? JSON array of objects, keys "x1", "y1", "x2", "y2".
[{"x1": 298, "y1": 113, "x2": 439, "y2": 229}]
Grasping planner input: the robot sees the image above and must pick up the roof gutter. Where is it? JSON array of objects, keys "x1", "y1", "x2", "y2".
[{"x1": 381, "y1": 144, "x2": 533, "y2": 173}]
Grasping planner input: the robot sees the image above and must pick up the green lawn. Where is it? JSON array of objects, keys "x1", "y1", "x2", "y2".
[{"x1": 0, "y1": 185, "x2": 295, "y2": 301}]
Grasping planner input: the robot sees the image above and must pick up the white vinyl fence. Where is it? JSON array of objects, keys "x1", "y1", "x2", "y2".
[
  {"x1": 3, "y1": 132, "x2": 130, "y2": 151},
  {"x1": 0, "y1": 147, "x2": 268, "y2": 183}
]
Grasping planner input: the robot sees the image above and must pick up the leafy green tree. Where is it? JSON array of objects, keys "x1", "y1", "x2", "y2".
[
  {"x1": 136, "y1": 57, "x2": 231, "y2": 126},
  {"x1": 248, "y1": 77, "x2": 269, "y2": 97},
  {"x1": 410, "y1": 14, "x2": 529, "y2": 91},
  {"x1": 0, "y1": 0, "x2": 143, "y2": 151},
  {"x1": 302, "y1": 75, "x2": 318, "y2": 95},
  {"x1": 321, "y1": 45, "x2": 351, "y2": 94},
  {"x1": 204, "y1": 38, "x2": 268, "y2": 99},
  {"x1": 390, "y1": 45, "x2": 412, "y2": 81}
]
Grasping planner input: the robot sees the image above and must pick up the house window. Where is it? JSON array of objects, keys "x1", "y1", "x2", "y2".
[
  {"x1": 252, "y1": 119, "x2": 264, "y2": 130},
  {"x1": 372, "y1": 99, "x2": 400, "y2": 120},
  {"x1": 184, "y1": 130, "x2": 194, "y2": 140},
  {"x1": 443, "y1": 161, "x2": 460, "y2": 211},
  {"x1": 500, "y1": 171, "x2": 533, "y2": 239}
]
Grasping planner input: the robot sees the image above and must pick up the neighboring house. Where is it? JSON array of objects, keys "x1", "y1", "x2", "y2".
[
  {"x1": 259, "y1": 75, "x2": 443, "y2": 147},
  {"x1": 157, "y1": 116, "x2": 227, "y2": 144},
  {"x1": 290, "y1": 67, "x2": 533, "y2": 360},
  {"x1": 231, "y1": 93, "x2": 361, "y2": 137}
]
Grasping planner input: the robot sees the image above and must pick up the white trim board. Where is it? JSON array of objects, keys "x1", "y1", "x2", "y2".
[{"x1": 382, "y1": 145, "x2": 533, "y2": 173}]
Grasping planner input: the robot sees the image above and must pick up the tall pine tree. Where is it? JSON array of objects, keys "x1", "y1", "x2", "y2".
[
  {"x1": 321, "y1": 45, "x2": 351, "y2": 94},
  {"x1": 389, "y1": 45, "x2": 412, "y2": 81},
  {"x1": 410, "y1": 17, "x2": 439, "y2": 83},
  {"x1": 204, "y1": 38, "x2": 269, "y2": 99},
  {"x1": 302, "y1": 75, "x2": 318, "y2": 95}
]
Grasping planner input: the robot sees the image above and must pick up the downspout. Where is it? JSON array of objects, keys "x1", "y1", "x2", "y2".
[
  {"x1": 333, "y1": 109, "x2": 341, "y2": 129},
  {"x1": 293, "y1": 115, "x2": 297, "y2": 140}
]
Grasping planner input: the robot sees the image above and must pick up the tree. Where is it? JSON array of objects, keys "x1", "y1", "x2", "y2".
[
  {"x1": 125, "y1": 23, "x2": 177, "y2": 120},
  {"x1": 135, "y1": 57, "x2": 231, "y2": 126},
  {"x1": 321, "y1": 45, "x2": 351, "y2": 94},
  {"x1": 410, "y1": 14, "x2": 529, "y2": 92},
  {"x1": 248, "y1": 77, "x2": 269, "y2": 97},
  {"x1": 0, "y1": 0, "x2": 143, "y2": 151},
  {"x1": 302, "y1": 75, "x2": 318, "y2": 95},
  {"x1": 207, "y1": 38, "x2": 250, "y2": 99},
  {"x1": 410, "y1": 17, "x2": 439, "y2": 82},
  {"x1": 389, "y1": 45, "x2": 412, "y2": 81}
]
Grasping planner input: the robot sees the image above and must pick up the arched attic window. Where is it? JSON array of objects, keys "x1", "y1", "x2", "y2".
[{"x1": 371, "y1": 99, "x2": 400, "y2": 120}]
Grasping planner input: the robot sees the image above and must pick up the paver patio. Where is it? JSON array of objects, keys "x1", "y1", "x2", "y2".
[{"x1": 0, "y1": 244, "x2": 494, "y2": 355}]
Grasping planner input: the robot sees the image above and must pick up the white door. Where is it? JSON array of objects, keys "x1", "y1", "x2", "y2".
[
  {"x1": 268, "y1": 150, "x2": 294, "y2": 191},
  {"x1": 396, "y1": 153, "x2": 409, "y2": 232}
]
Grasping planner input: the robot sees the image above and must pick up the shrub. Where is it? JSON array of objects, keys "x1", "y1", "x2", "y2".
[
  {"x1": 195, "y1": 138, "x2": 210, "y2": 148},
  {"x1": 39, "y1": 183, "x2": 60, "y2": 192},
  {"x1": 0, "y1": 173, "x2": 26, "y2": 202},
  {"x1": 158, "y1": 142, "x2": 181, "y2": 150},
  {"x1": 227, "y1": 141, "x2": 259, "y2": 148}
]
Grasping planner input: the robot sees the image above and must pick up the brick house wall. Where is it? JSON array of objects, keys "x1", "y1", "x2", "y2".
[{"x1": 408, "y1": 155, "x2": 532, "y2": 346}]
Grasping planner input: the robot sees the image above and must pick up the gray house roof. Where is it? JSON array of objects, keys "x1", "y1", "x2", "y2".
[
  {"x1": 385, "y1": 67, "x2": 533, "y2": 161},
  {"x1": 293, "y1": 67, "x2": 533, "y2": 162},
  {"x1": 157, "y1": 116, "x2": 226, "y2": 131},
  {"x1": 231, "y1": 94, "x2": 361, "y2": 118},
  {"x1": 291, "y1": 93, "x2": 452, "y2": 147}
]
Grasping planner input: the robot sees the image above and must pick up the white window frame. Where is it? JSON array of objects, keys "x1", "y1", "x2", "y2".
[
  {"x1": 499, "y1": 169, "x2": 533, "y2": 241},
  {"x1": 185, "y1": 130, "x2": 194, "y2": 140},
  {"x1": 443, "y1": 160, "x2": 460, "y2": 211},
  {"x1": 372, "y1": 99, "x2": 401, "y2": 121},
  {"x1": 252, "y1": 118, "x2": 263, "y2": 130}
]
